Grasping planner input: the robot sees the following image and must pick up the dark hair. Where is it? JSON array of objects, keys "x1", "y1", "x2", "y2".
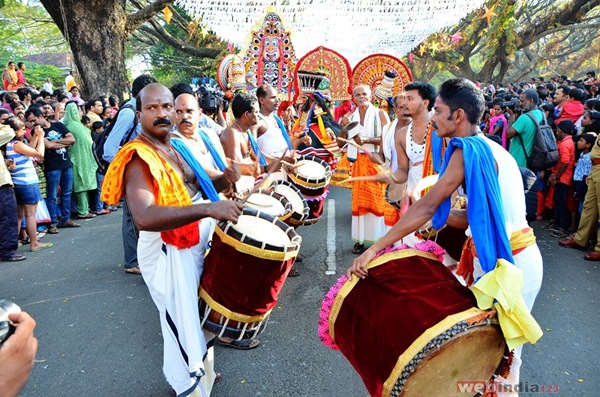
[
  {"x1": 5, "y1": 92, "x2": 18, "y2": 103},
  {"x1": 170, "y1": 82, "x2": 194, "y2": 99},
  {"x1": 0, "y1": 108, "x2": 11, "y2": 117},
  {"x1": 81, "y1": 115, "x2": 90, "y2": 124},
  {"x1": 231, "y1": 92, "x2": 257, "y2": 118},
  {"x1": 32, "y1": 93, "x2": 42, "y2": 102},
  {"x1": 9, "y1": 101, "x2": 25, "y2": 112},
  {"x1": 522, "y1": 89, "x2": 540, "y2": 106},
  {"x1": 24, "y1": 106, "x2": 44, "y2": 120},
  {"x1": 91, "y1": 121, "x2": 104, "y2": 131},
  {"x1": 132, "y1": 74, "x2": 158, "y2": 98},
  {"x1": 536, "y1": 86, "x2": 548, "y2": 101},
  {"x1": 16, "y1": 87, "x2": 31, "y2": 101},
  {"x1": 52, "y1": 89, "x2": 65, "y2": 98},
  {"x1": 85, "y1": 98, "x2": 100, "y2": 112},
  {"x1": 109, "y1": 94, "x2": 119, "y2": 107},
  {"x1": 437, "y1": 78, "x2": 485, "y2": 125},
  {"x1": 556, "y1": 85, "x2": 571, "y2": 96},
  {"x1": 6, "y1": 116, "x2": 24, "y2": 132},
  {"x1": 545, "y1": 83, "x2": 554, "y2": 91},
  {"x1": 557, "y1": 119, "x2": 574, "y2": 135},
  {"x1": 569, "y1": 88, "x2": 586, "y2": 103},
  {"x1": 585, "y1": 111, "x2": 600, "y2": 133},
  {"x1": 17, "y1": 62, "x2": 24, "y2": 69},
  {"x1": 404, "y1": 81, "x2": 437, "y2": 111},
  {"x1": 102, "y1": 106, "x2": 112, "y2": 116},
  {"x1": 587, "y1": 71, "x2": 596, "y2": 78},
  {"x1": 256, "y1": 84, "x2": 273, "y2": 99}
]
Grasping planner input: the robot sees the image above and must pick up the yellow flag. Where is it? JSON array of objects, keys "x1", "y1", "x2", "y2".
[{"x1": 164, "y1": 7, "x2": 172, "y2": 24}]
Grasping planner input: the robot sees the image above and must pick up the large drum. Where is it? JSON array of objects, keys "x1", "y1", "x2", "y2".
[
  {"x1": 270, "y1": 180, "x2": 310, "y2": 227},
  {"x1": 319, "y1": 248, "x2": 507, "y2": 397},
  {"x1": 243, "y1": 189, "x2": 293, "y2": 223},
  {"x1": 288, "y1": 155, "x2": 332, "y2": 225},
  {"x1": 199, "y1": 208, "x2": 302, "y2": 340}
]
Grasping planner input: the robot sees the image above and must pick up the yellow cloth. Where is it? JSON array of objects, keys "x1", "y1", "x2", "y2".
[
  {"x1": 471, "y1": 258, "x2": 543, "y2": 351},
  {"x1": 101, "y1": 140, "x2": 200, "y2": 249}
]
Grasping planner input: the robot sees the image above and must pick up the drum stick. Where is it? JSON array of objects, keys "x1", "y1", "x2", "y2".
[
  {"x1": 338, "y1": 137, "x2": 384, "y2": 165},
  {"x1": 340, "y1": 175, "x2": 386, "y2": 184}
]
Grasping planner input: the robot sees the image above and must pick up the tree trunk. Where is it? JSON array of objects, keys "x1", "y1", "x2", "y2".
[{"x1": 40, "y1": 0, "x2": 129, "y2": 99}]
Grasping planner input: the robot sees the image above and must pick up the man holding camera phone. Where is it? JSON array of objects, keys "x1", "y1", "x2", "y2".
[
  {"x1": 0, "y1": 310, "x2": 38, "y2": 397},
  {"x1": 505, "y1": 89, "x2": 543, "y2": 168}
]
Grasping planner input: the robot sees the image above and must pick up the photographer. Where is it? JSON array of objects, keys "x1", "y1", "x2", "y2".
[
  {"x1": 197, "y1": 84, "x2": 227, "y2": 134},
  {"x1": 506, "y1": 89, "x2": 543, "y2": 168},
  {"x1": 0, "y1": 311, "x2": 38, "y2": 397}
]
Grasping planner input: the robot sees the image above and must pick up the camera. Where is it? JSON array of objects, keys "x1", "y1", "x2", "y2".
[
  {"x1": 499, "y1": 97, "x2": 520, "y2": 112},
  {"x1": 197, "y1": 77, "x2": 229, "y2": 114},
  {"x1": 0, "y1": 299, "x2": 21, "y2": 346}
]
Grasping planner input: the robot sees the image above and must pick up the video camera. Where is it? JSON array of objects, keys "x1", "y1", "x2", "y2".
[
  {"x1": 498, "y1": 96, "x2": 520, "y2": 112},
  {"x1": 197, "y1": 77, "x2": 228, "y2": 114},
  {"x1": 0, "y1": 300, "x2": 20, "y2": 347}
]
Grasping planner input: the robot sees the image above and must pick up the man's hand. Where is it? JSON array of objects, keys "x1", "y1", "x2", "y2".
[
  {"x1": 209, "y1": 200, "x2": 243, "y2": 223},
  {"x1": 0, "y1": 312, "x2": 38, "y2": 397},
  {"x1": 346, "y1": 246, "x2": 378, "y2": 279},
  {"x1": 353, "y1": 135, "x2": 365, "y2": 146},
  {"x1": 222, "y1": 165, "x2": 241, "y2": 185}
]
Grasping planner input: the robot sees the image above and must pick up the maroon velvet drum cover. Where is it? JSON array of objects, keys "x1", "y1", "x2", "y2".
[
  {"x1": 199, "y1": 208, "x2": 301, "y2": 340},
  {"x1": 319, "y1": 246, "x2": 506, "y2": 397},
  {"x1": 288, "y1": 155, "x2": 332, "y2": 225}
]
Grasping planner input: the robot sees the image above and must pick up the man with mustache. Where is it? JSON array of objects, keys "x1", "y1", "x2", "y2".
[
  {"x1": 103, "y1": 74, "x2": 157, "y2": 274},
  {"x1": 102, "y1": 83, "x2": 244, "y2": 396}
]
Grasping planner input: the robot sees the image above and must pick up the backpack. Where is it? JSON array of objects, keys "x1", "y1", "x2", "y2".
[
  {"x1": 517, "y1": 111, "x2": 559, "y2": 173},
  {"x1": 93, "y1": 101, "x2": 137, "y2": 174}
]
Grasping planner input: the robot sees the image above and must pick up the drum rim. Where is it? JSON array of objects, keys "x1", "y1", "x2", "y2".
[
  {"x1": 292, "y1": 155, "x2": 333, "y2": 185},
  {"x1": 385, "y1": 184, "x2": 403, "y2": 210},
  {"x1": 217, "y1": 208, "x2": 301, "y2": 257},
  {"x1": 199, "y1": 287, "x2": 273, "y2": 323},
  {"x1": 198, "y1": 295, "x2": 269, "y2": 340},
  {"x1": 271, "y1": 180, "x2": 310, "y2": 221},
  {"x1": 245, "y1": 189, "x2": 293, "y2": 220}
]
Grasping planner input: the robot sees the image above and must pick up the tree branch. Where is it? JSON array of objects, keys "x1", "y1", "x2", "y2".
[
  {"x1": 141, "y1": 18, "x2": 221, "y2": 58},
  {"x1": 126, "y1": 0, "x2": 173, "y2": 34}
]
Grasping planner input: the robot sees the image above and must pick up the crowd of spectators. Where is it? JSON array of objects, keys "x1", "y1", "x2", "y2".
[{"x1": 478, "y1": 72, "x2": 600, "y2": 259}]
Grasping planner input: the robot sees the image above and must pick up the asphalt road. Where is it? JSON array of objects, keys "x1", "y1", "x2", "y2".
[{"x1": 2, "y1": 186, "x2": 598, "y2": 397}]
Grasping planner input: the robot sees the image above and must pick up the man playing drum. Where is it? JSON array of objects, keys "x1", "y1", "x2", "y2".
[
  {"x1": 101, "y1": 83, "x2": 244, "y2": 396},
  {"x1": 349, "y1": 78, "x2": 543, "y2": 396}
]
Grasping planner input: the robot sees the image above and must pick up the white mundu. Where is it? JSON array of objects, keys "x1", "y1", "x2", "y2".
[{"x1": 257, "y1": 113, "x2": 289, "y2": 158}]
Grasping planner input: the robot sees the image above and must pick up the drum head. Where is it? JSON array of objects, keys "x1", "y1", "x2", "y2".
[
  {"x1": 273, "y1": 184, "x2": 305, "y2": 215},
  {"x1": 231, "y1": 214, "x2": 291, "y2": 247},
  {"x1": 295, "y1": 160, "x2": 327, "y2": 180},
  {"x1": 400, "y1": 324, "x2": 505, "y2": 397},
  {"x1": 245, "y1": 192, "x2": 287, "y2": 217},
  {"x1": 386, "y1": 182, "x2": 405, "y2": 205}
]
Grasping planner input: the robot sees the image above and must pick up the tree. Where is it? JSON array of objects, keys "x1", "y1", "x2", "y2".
[
  {"x1": 37, "y1": 0, "x2": 223, "y2": 98},
  {"x1": 411, "y1": 0, "x2": 600, "y2": 83}
]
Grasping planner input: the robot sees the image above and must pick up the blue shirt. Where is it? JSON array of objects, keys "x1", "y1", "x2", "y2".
[
  {"x1": 103, "y1": 99, "x2": 139, "y2": 162},
  {"x1": 198, "y1": 114, "x2": 223, "y2": 135},
  {"x1": 574, "y1": 152, "x2": 591, "y2": 181}
]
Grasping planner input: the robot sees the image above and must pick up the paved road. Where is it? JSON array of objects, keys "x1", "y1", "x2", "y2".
[{"x1": 2, "y1": 186, "x2": 598, "y2": 396}]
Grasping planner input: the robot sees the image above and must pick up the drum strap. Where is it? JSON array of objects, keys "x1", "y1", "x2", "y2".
[
  {"x1": 273, "y1": 115, "x2": 293, "y2": 150},
  {"x1": 172, "y1": 139, "x2": 220, "y2": 202},
  {"x1": 247, "y1": 131, "x2": 268, "y2": 167},
  {"x1": 197, "y1": 129, "x2": 227, "y2": 171}
]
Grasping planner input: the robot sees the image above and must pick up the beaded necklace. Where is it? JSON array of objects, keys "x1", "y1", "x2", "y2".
[{"x1": 408, "y1": 122, "x2": 430, "y2": 154}]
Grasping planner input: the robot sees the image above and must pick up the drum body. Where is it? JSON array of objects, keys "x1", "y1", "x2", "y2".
[
  {"x1": 320, "y1": 248, "x2": 506, "y2": 397},
  {"x1": 199, "y1": 208, "x2": 301, "y2": 340},
  {"x1": 270, "y1": 180, "x2": 310, "y2": 227},
  {"x1": 243, "y1": 189, "x2": 293, "y2": 223},
  {"x1": 288, "y1": 155, "x2": 332, "y2": 225},
  {"x1": 385, "y1": 182, "x2": 406, "y2": 211}
]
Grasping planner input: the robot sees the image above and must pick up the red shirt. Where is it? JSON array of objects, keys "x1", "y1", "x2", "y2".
[
  {"x1": 552, "y1": 135, "x2": 575, "y2": 185},
  {"x1": 555, "y1": 100, "x2": 584, "y2": 124}
]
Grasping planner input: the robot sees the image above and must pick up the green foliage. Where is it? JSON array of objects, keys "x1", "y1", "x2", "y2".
[{"x1": 0, "y1": 54, "x2": 65, "y2": 89}]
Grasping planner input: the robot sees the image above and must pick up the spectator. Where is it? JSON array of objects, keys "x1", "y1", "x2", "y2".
[
  {"x1": 43, "y1": 78, "x2": 53, "y2": 93},
  {"x1": 63, "y1": 102, "x2": 98, "y2": 219},
  {"x1": 0, "y1": 124, "x2": 26, "y2": 262},
  {"x1": 85, "y1": 98, "x2": 103, "y2": 124},
  {"x1": 581, "y1": 110, "x2": 600, "y2": 134},
  {"x1": 5, "y1": 117, "x2": 52, "y2": 251},
  {"x1": 548, "y1": 120, "x2": 575, "y2": 237},
  {"x1": 68, "y1": 86, "x2": 85, "y2": 106},
  {"x1": 16, "y1": 62, "x2": 29, "y2": 88},
  {"x1": 0, "y1": 108, "x2": 12, "y2": 124},
  {"x1": 506, "y1": 89, "x2": 543, "y2": 168},
  {"x1": 25, "y1": 106, "x2": 79, "y2": 232},
  {"x1": 16, "y1": 88, "x2": 32, "y2": 110},
  {"x1": 573, "y1": 133, "x2": 595, "y2": 217},
  {"x1": 2, "y1": 61, "x2": 18, "y2": 90}
]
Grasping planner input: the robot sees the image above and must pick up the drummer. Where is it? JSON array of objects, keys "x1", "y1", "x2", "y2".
[
  {"x1": 220, "y1": 92, "x2": 268, "y2": 190},
  {"x1": 349, "y1": 78, "x2": 543, "y2": 397},
  {"x1": 101, "y1": 83, "x2": 244, "y2": 396},
  {"x1": 253, "y1": 84, "x2": 310, "y2": 167}
]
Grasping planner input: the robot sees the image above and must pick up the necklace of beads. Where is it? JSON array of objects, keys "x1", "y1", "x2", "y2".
[
  {"x1": 138, "y1": 133, "x2": 192, "y2": 184},
  {"x1": 408, "y1": 122, "x2": 430, "y2": 154}
]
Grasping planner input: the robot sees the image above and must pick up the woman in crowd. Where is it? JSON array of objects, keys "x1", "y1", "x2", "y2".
[
  {"x1": 5, "y1": 117, "x2": 53, "y2": 251},
  {"x1": 2, "y1": 62, "x2": 19, "y2": 91},
  {"x1": 63, "y1": 101, "x2": 98, "y2": 219}
]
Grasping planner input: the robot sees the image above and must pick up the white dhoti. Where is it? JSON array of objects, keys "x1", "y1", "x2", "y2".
[{"x1": 138, "y1": 205, "x2": 217, "y2": 396}]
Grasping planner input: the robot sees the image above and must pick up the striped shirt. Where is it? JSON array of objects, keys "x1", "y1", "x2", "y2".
[{"x1": 6, "y1": 140, "x2": 39, "y2": 185}]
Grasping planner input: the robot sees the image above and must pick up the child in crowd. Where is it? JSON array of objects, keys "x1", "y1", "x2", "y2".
[
  {"x1": 573, "y1": 133, "x2": 595, "y2": 218},
  {"x1": 91, "y1": 121, "x2": 104, "y2": 142},
  {"x1": 549, "y1": 120, "x2": 576, "y2": 237}
]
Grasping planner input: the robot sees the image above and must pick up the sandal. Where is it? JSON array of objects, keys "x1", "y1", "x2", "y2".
[
  {"x1": 77, "y1": 213, "x2": 97, "y2": 219},
  {"x1": 96, "y1": 209, "x2": 111, "y2": 215},
  {"x1": 30, "y1": 242, "x2": 53, "y2": 252},
  {"x1": 288, "y1": 267, "x2": 300, "y2": 277},
  {"x1": 47, "y1": 224, "x2": 59, "y2": 234},
  {"x1": 351, "y1": 243, "x2": 365, "y2": 254},
  {"x1": 217, "y1": 337, "x2": 260, "y2": 350}
]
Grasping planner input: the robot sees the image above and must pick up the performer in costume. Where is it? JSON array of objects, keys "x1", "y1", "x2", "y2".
[
  {"x1": 101, "y1": 84, "x2": 244, "y2": 396},
  {"x1": 341, "y1": 85, "x2": 390, "y2": 254},
  {"x1": 350, "y1": 78, "x2": 543, "y2": 397}
]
